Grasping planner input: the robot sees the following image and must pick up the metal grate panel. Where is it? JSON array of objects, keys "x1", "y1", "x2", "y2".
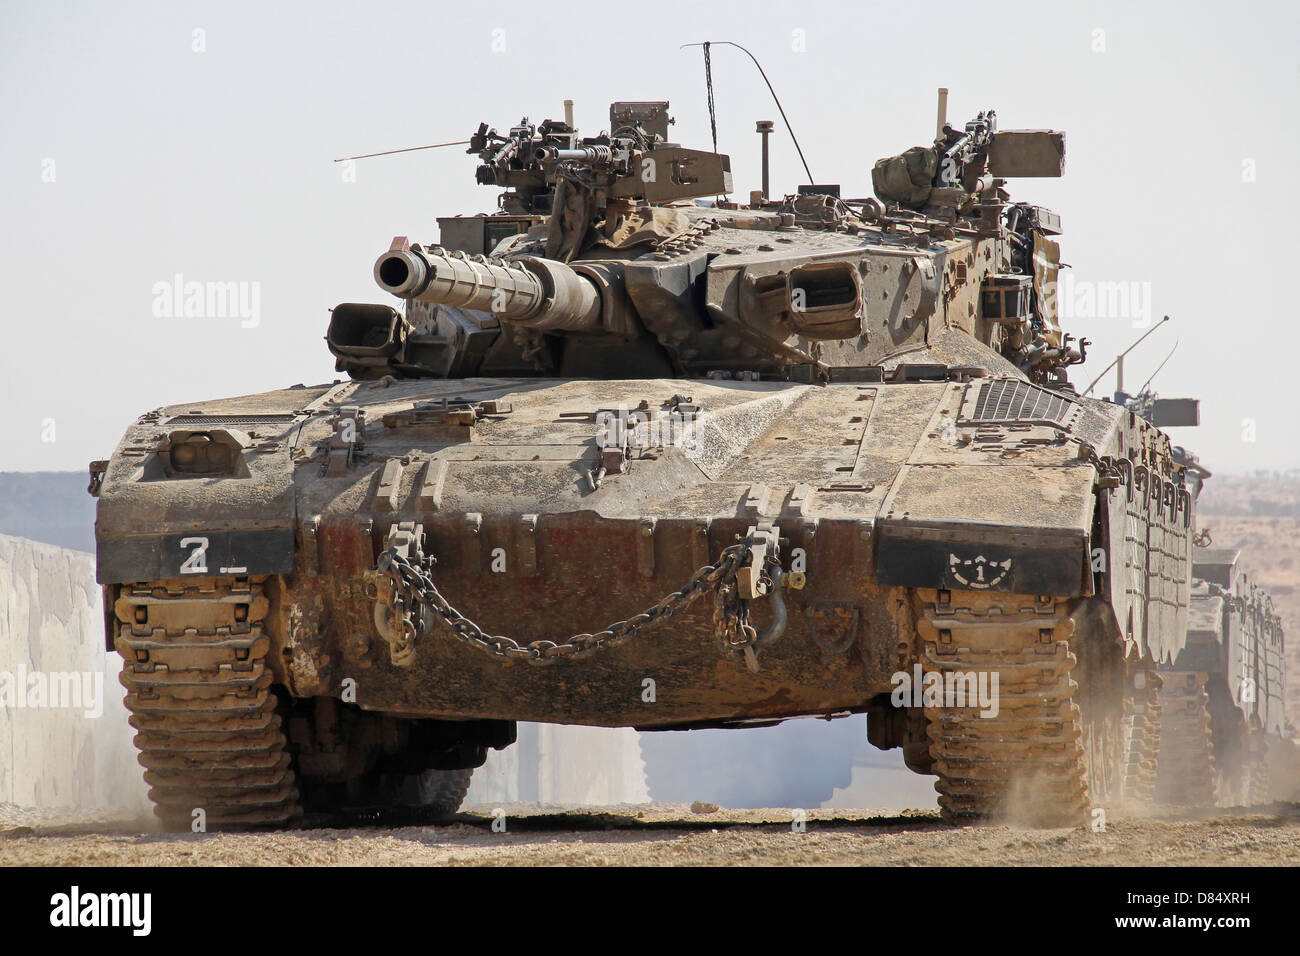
[
  {"x1": 966, "y1": 380, "x2": 1078, "y2": 426},
  {"x1": 165, "y1": 414, "x2": 297, "y2": 428}
]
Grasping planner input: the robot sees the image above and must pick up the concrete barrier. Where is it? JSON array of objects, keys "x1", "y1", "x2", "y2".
[
  {"x1": 0, "y1": 534, "x2": 148, "y2": 812},
  {"x1": 637, "y1": 715, "x2": 935, "y2": 811},
  {"x1": 468, "y1": 723, "x2": 650, "y2": 805}
]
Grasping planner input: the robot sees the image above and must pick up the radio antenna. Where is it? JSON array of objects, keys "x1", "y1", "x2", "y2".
[
  {"x1": 1083, "y1": 315, "x2": 1171, "y2": 396},
  {"x1": 681, "y1": 40, "x2": 814, "y2": 184},
  {"x1": 334, "y1": 140, "x2": 470, "y2": 163},
  {"x1": 1137, "y1": 342, "x2": 1179, "y2": 396}
]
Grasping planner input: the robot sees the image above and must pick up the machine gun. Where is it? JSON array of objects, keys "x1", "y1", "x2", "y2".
[
  {"x1": 872, "y1": 98, "x2": 1064, "y2": 212},
  {"x1": 469, "y1": 101, "x2": 732, "y2": 249},
  {"x1": 326, "y1": 100, "x2": 738, "y2": 381},
  {"x1": 934, "y1": 108, "x2": 998, "y2": 190}
]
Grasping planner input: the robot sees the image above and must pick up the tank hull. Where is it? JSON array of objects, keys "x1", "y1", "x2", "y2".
[{"x1": 97, "y1": 373, "x2": 1192, "y2": 728}]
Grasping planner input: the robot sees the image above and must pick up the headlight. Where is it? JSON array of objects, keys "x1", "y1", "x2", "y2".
[{"x1": 166, "y1": 432, "x2": 240, "y2": 475}]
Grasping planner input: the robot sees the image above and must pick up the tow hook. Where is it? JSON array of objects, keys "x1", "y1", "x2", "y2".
[
  {"x1": 754, "y1": 567, "x2": 788, "y2": 648},
  {"x1": 366, "y1": 521, "x2": 434, "y2": 667},
  {"x1": 737, "y1": 522, "x2": 806, "y2": 672}
]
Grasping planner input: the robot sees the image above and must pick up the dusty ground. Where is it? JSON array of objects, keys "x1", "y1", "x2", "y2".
[{"x1": 2, "y1": 801, "x2": 1298, "y2": 866}]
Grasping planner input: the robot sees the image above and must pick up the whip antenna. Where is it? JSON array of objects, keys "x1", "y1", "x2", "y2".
[
  {"x1": 334, "y1": 140, "x2": 471, "y2": 163},
  {"x1": 681, "y1": 39, "x2": 814, "y2": 184}
]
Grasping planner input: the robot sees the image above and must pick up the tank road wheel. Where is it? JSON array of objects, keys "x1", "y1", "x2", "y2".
[
  {"x1": 306, "y1": 767, "x2": 475, "y2": 818},
  {"x1": 1154, "y1": 671, "x2": 1219, "y2": 806},
  {"x1": 113, "y1": 576, "x2": 303, "y2": 831},
  {"x1": 918, "y1": 593, "x2": 1090, "y2": 827},
  {"x1": 1082, "y1": 706, "x2": 1128, "y2": 808},
  {"x1": 405, "y1": 768, "x2": 475, "y2": 815}
]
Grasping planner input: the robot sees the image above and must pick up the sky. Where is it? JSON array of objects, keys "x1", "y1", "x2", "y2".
[{"x1": 2, "y1": 0, "x2": 1298, "y2": 474}]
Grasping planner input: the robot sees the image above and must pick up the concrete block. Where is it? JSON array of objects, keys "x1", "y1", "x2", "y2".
[{"x1": 0, "y1": 534, "x2": 148, "y2": 812}]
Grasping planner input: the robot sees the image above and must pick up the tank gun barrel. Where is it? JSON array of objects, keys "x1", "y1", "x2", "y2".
[{"x1": 373, "y1": 244, "x2": 602, "y2": 332}]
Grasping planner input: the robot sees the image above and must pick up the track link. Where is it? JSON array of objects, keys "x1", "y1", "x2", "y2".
[
  {"x1": 1154, "y1": 670, "x2": 1218, "y2": 806},
  {"x1": 920, "y1": 596, "x2": 1089, "y2": 826},
  {"x1": 114, "y1": 576, "x2": 302, "y2": 830},
  {"x1": 1121, "y1": 667, "x2": 1162, "y2": 804},
  {"x1": 1245, "y1": 742, "x2": 1271, "y2": 806}
]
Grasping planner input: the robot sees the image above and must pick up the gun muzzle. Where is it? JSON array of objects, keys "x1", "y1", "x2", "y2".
[{"x1": 374, "y1": 245, "x2": 602, "y2": 332}]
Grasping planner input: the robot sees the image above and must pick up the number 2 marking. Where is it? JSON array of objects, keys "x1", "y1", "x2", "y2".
[{"x1": 180, "y1": 536, "x2": 210, "y2": 574}]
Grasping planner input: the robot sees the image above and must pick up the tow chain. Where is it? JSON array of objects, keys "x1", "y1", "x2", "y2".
[{"x1": 374, "y1": 541, "x2": 766, "y2": 667}]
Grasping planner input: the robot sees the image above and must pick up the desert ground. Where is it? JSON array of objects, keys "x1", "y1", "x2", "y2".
[{"x1": 3, "y1": 801, "x2": 1298, "y2": 867}]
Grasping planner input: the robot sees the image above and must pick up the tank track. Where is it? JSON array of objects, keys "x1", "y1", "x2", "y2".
[
  {"x1": 1153, "y1": 671, "x2": 1218, "y2": 806},
  {"x1": 113, "y1": 575, "x2": 303, "y2": 830},
  {"x1": 920, "y1": 598, "x2": 1089, "y2": 826},
  {"x1": 1244, "y1": 743, "x2": 1271, "y2": 806},
  {"x1": 1120, "y1": 668, "x2": 1162, "y2": 804}
]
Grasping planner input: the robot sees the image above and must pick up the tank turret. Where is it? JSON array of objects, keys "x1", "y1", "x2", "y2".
[{"x1": 328, "y1": 97, "x2": 1084, "y2": 387}]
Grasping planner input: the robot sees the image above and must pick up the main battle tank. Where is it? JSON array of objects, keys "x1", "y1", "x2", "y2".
[
  {"x1": 1098, "y1": 387, "x2": 1296, "y2": 808},
  {"x1": 93, "y1": 96, "x2": 1205, "y2": 829},
  {"x1": 1155, "y1": 544, "x2": 1291, "y2": 805}
]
